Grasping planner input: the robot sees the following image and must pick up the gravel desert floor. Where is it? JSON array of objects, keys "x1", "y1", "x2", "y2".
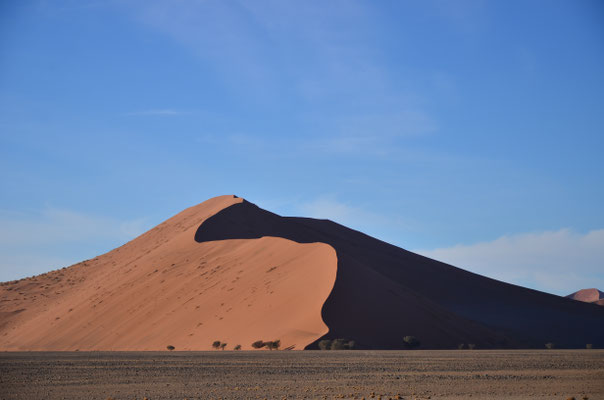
[{"x1": 1, "y1": 350, "x2": 603, "y2": 400}]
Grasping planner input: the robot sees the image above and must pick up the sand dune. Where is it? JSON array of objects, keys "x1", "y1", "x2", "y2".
[
  {"x1": 1, "y1": 195, "x2": 603, "y2": 350},
  {"x1": 0, "y1": 195, "x2": 336, "y2": 350},
  {"x1": 566, "y1": 288, "x2": 604, "y2": 303},
  {"x1": 195, "y1": 199, "x2": 604, "y2": 349}
]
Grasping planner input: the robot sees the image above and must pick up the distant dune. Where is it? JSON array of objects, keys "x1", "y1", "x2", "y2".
[
  {"x1": 566, "y1": 288, "x2": 604, "y2": 305},
  {"x1": 1, "y1": 195, "x2": 603, "y2": 350}
]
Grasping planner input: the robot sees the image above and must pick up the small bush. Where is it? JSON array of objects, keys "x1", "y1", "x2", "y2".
[
  {"x1": 545, "y1": 342, "x2": 555, "y2": 349},
  {"x1": 318, "y1": 339, "x2": 332, "y2": 350},
  {"x1": 212, "y1": 340, "x2": 221, "y2": 350},
  {"x1": 457, "y1": 343, "x2": 465, "y2": 350},
  {"x1": 234, "y1": 344, "x2": 242, "y2": 350},
  {"x1": 266, "y1": 340, "x2": 281, "y2": 350},
  {"x1": 403, "y1": 336, "x2": 420, "y2": 349},
  {"x1": 252, "y1": 340, "x2": 266, "y2": 349},
  {"x1": 586, "y1": 343, "x2": 593, "y2": 349},
  {"x1": 331, "y1": 338, "x2": 355, "y2": 350},
  {"x1": 220, "y1": 343, "x2": 227, "y2": 350},
  {"x1": 166, "y1": 345, "x2": 175, "y2": 351},
  {"x1": 468, "y1": 343, "x2": 476, "y2": 350}
]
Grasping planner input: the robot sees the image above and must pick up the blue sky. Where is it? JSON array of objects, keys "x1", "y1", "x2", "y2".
[{"x1": 1, "y1": 0, "x2": 603, "y2": 295}]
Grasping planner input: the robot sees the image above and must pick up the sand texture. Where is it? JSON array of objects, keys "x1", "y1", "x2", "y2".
[{"x1": 1, "y1": 195, "x2": 604, "y2": 350}]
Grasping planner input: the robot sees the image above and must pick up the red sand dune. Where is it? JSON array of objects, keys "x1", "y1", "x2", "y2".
[
  {"x1": 0, "y1": 196, "x2": 336, "y2": 350},
  {"x1": 1, "y1": 195, "x2": 603, "y2": 350},
  {"x1": 566, "y1": 288, "x2": 604, "y2": 304}
]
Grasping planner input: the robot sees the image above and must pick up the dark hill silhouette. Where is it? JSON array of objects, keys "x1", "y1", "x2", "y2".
[{"x1": 196, "y1": 200, "x2": 604, "y2": 349}]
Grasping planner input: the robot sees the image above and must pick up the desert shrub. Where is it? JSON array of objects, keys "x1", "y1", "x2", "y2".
[
  {"x1": 545, "y1": 342, "x2": 555, "y2": 349},
  {"x1": 166, "y1": 345, "x2": 175, "y2": 351},
  {"x1": 234, "y1": 344, "x2": 242, "y2": 350},
  {"x1": 403, "y1": 336, "x2": 420, "y2": 349},
  {"x1": 318, "y1": 339, "x2": 332, "y2": 350},
  {"x1": 212, "y1": 340, "x2": 221, "y2": 350},
  {"x1": 457, "y1": 343, "x2": 465, "y2": 350},
  {"x1": 331, "y1": 338, "x2": 355, "y2": 350},
  {"x1": 468, "y1": 343, "x2": 476, "y2": 350},
  {"x1": 331, "y1": 339, "x2": 347, "y2": 350},
  {"x1": 252, "y1": 340, "x2": 266, "y2": 349},
  {"x1": 220, "y1": 343, "x2": 227, "y2": 350},
  {"x1": 586, "y1": 343, "x2": 593, "y2": 349},
  {"x1": 265, "y1": 340, "x2": 281, "y2": 350}
]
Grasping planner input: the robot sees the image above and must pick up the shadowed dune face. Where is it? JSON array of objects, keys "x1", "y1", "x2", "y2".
[
  {"x1": 0, "y1": 195, "x2": 337, "y2": 351},
  {"x1": 195, "y1": 200, "x2": 604, "y2": 349}
]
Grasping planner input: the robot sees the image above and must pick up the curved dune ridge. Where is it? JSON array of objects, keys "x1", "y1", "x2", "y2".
[
  {"x1": 0, "y1": 195, "x2": 337, "y2": 350},
  {"x1": 2, "y1": 195, "x2": 604, "y2": 351}
]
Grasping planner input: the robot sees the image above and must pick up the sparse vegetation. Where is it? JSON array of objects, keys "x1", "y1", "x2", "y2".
[
  {"x1": 468, "y1": 343, "x2": 476, "y2": 350},
  {"x1": 545, "y1": 342, "x2": 555, "y2": 349},
  {"x1": 457, "y1": 343, "x2": 465, "y2": 350},
  {"x1": 318, "y1": 339, "x2": 332, "y2": 350},
  {"x1": 234, "y1": 344, "x2": 242, "y2": 350},
  {"x1": 212, "y1": 340, "x2": 221, "y2": 350},
  {"x1": 317, "y1": 338, "x2": 355, "y2": 350},
  {"x1": 266, "y1": 340, "x2": 281, "y2": 350},
  {"x1": 403, "y1": 336, "x2": 420, "y2": 349},
  {"x1": 331, "y1": 338, "x2": 355, "y2": 350},
  {"x1": 250, "y1": 339, "x2": 282, "y2": 350},
  {"x1": 586, "y1": 343, "x2": 593, "y2": 349},
  {"x1": 220, "y1": 343, "x2": 227, "y2": 350},
  {"x1": 166, "y1": 345, "x2": 175, "y2": 351}
]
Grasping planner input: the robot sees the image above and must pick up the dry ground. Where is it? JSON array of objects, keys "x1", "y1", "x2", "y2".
[{"x1": 1, "y1": 350, "x2": 603, "y2": 399}]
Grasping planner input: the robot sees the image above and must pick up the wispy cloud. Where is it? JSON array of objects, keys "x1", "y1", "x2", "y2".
[
  {"x1": 415, "y1": 229, "x2": 604, "y2": 296},
  {"x1": 297, "y1": 195, "x2": 397, "y2": 231},
  {"x1": 0, "y1": 208, "x2": 149, "y2": 245},
  {"x1": 0, "y1": 208, "x2": 151, "y2": 281},
  {"x1": 124, "y1": 1, "x2": 438, "y2": 152}
]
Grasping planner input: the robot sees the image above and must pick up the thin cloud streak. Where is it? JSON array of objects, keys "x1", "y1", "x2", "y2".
[
  {"x1": 0, "y1": 208, "x2": 151, "y2": 281},
  {"x1": 415, "y1": 228, "x2": 604, "y2": 296}
]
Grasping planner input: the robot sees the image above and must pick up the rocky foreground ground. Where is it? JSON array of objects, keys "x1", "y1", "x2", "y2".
[{"x1": 1, "y1": 350, "x2": 602, "y2": 399}]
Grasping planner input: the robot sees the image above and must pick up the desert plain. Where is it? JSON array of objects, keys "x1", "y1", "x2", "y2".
[{"x1": 1, "y1": 349, "x2": 603, "y2": 400}]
